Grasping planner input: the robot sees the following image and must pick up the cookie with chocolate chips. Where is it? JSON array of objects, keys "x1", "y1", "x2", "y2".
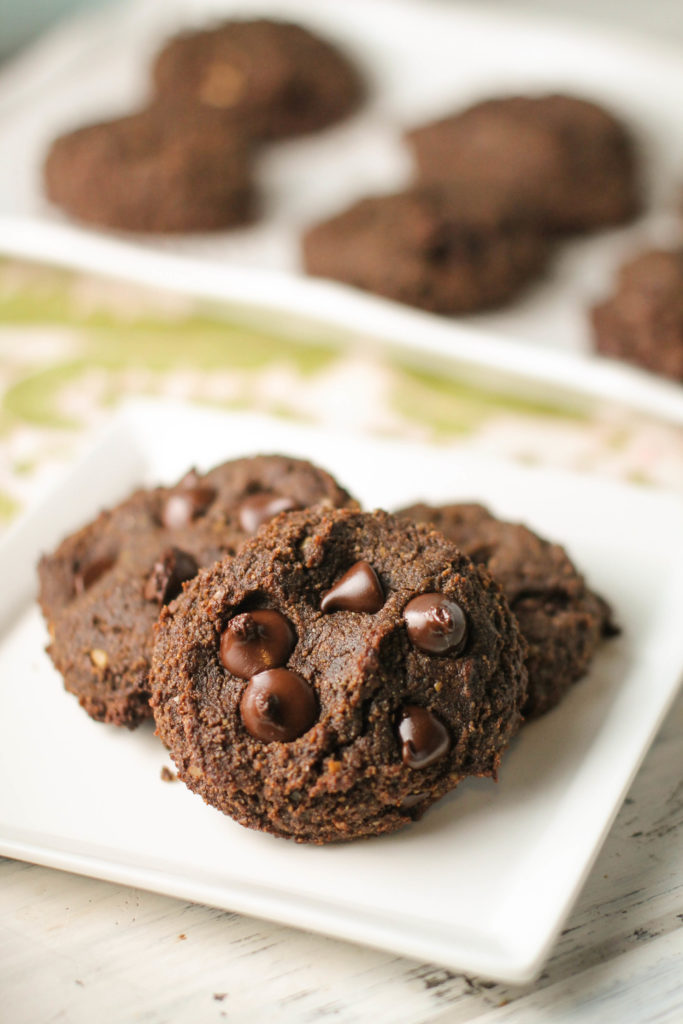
[
  {"x1": 38, "y1": 456, "x2": 354, "y2": 728},
  {"x1": 152, "y1": 18, "x2": 365, "y2": 141},
  {"x1": 302, "y1": 184, "x2": 549, "y2": 313},
  {"x1": 397, "y1": 503, "x2": 617, "y2": 718},
  {"x1": 150, "y1": 507, "x2": 528, "y2": 843}
]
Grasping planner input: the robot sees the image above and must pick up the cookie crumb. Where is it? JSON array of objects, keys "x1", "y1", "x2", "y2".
[
  {"x1": 89, "y1": 648, "x2": 108, "y2": 670},
  {"x1": 160, "y1": 765, "x2": 177, "y2": 782}
]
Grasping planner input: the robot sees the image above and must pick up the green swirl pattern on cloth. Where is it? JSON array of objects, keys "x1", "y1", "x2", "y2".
[{"x1": 0, "y1": 257, "x2": 681, "y2": 526}]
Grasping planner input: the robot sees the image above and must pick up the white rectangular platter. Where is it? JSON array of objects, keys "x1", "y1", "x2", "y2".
[
  {"x1": 1, "y1": 400, "x2": 682, "y2": 984},
  {"x1": 1, "y1": 0, "x2": 683, "y2": 423}
]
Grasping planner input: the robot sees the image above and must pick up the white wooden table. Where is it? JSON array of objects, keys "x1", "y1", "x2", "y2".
[{"x1": 2, "y1": 684, "x2": 681, "y2": 1023}]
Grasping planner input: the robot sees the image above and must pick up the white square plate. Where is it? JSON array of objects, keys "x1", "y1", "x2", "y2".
[
  {"x1": 1, "y1": 400, "x2": 682, "y2": 983},
  {"x1": 1, "y1": 0, "x2": 683, "y2": 423}
]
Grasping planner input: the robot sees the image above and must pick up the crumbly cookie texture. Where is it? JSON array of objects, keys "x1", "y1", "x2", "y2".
[
  {"x1": 152, "y1": 18, "x2": 365, "y2": 140},
  {"x1": 150, "y1": 507, "x2": 528, "y2": 843},
  {"x1": 398, "y1": 502, "x2": 617, "y2": 718},
  {"x1": 38, "y1": 456, "x2": 355, "y2": 727},
  {"x1": 591, "y1": 249, "x2": 683, "y2": 382},
  {"x1": 406, "y1": 94, "x2": 640, "y2": 233},
  {"x1": 302, "y1": 184, "x2": 550, "y2": 313}
]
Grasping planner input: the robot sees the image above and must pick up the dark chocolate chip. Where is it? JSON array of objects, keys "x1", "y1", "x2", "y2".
[
  {"x1": 162, "y1": 486, "x2": 216, "y2": 529},
  {"x1": 398, "y1": 705, "x2": 450, "y2": 768},
  {"x1": 403, "y1": 593, "x2": 467, "y2": 655},
  {"x1": 73, "y1": 555, "x2": 116, "y2": 596},
  {"x1": 320, "y1": 561, "x2": 384, "y2": 613},
  {"x1": 399, "y1": 791, "x2": 429, "y2": 809},
  {"x1": 240, "y1": 668, "x2": 317, "y2": 742},
  {"x1": 220, "y1": 610, "x2": 295, "y2": 679},
  {"x1": 144, "y1": 547, "x2": 198, "y2": 605},
  {"x1": 238, "y1": 494, "x2": 299, "y2": 534}
]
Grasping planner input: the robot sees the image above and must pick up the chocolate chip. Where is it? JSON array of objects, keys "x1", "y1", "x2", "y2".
[
  {"x1": 144, "y1": 547, "x2": 198, "y2": 605},
  {"x1": 399, "y1": 791, "x2": 428, "y2": 809},
  {"x1": 238, "y1": 494, "x2": 299, "y2": 534},
  {"x1": 320, "y1": 560, "x2": 384, "y2": 614},
  {"x1": 240, "y1": 668, "x2": 317, "y2": 742},
  {"x1": 398, "y1": 705, "x2": 450, "y2": 768},
  {"x1": 162, "y1": 486, "x2": 216, "y2": 529},
  {"x1": 73, "y1": 555, "x2": 115, "y2": 595},
  {"x1": 403, "y1": 593, "x2": 467, "y2": 654},
  {"x1": 220, "y1": 610, "x2": 295, "y2": 679}
]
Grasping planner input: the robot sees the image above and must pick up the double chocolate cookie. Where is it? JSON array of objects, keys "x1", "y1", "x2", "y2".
[
  {"x1": 44, "y1": 106, "x2": 255, "y2": 233},
  {"x1": 398, "y1": 503, "x2": 616, "y2": 718},
  {"x1": 150, "y1": 507, "x2": 528, "y2": 843},
  {"x1": 591, "y1": 248, "x2": 683, "y2": 382},
  {"x1": 302, "y1": 185, "x2": 549, "y2": 313},
  {"x1": 406, "y1": 94, "x2": 640, "y2": 233},
  {"x1": 38, "y1": 456, "x2": 355, "y2": 727},
  {"x1": 152, "y1": 18, "x2": 365, "y2": 140}
]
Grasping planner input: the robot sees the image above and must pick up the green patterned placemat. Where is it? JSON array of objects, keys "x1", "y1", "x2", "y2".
[{"x1": 1, "y1": 257, "x2": 681, "y2": 527}]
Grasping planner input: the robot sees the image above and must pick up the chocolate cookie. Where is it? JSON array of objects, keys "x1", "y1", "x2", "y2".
[
  {"x1": 44, "y1": 105, "x2": 255, "y2": 233},
  {"x1": 398, "y1": 503, "x2": 616, "y2": 718},
  {"x1": 406, "y1": 94, "x2": 640, "y2": 233},
  {"x1": 150, "y1": 507, "x2": 528, "y2": 843},
  {"x1": 591, "y1": 248, "x2": 683, "y2": 382},
  {"x1": 302, "y1": 185, "x2": 549, "y2": 313},
  {"x1": 38, "y1": 456, "x2": 355, "y2": 728},
  {"x1": 152, "y1": 18, "x2": 364, "y2": 140}
]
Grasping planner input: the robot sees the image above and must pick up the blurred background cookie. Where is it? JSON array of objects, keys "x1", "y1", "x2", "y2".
[
  {"x1": 591, "y1": 248, "x2": 683, "y2": 382},
  {"x1": 43, "y1": 105, "x2": 257, "y2": 232},
  {"x1": 302, "y1": 184, "x2": 550, "y2": 313},
  {"x1": 151, "y1": 18, "x2": 365, "y2": 141},
  {"x1": 406, "y1": 94, "x2": 641, "y2": 234}
]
